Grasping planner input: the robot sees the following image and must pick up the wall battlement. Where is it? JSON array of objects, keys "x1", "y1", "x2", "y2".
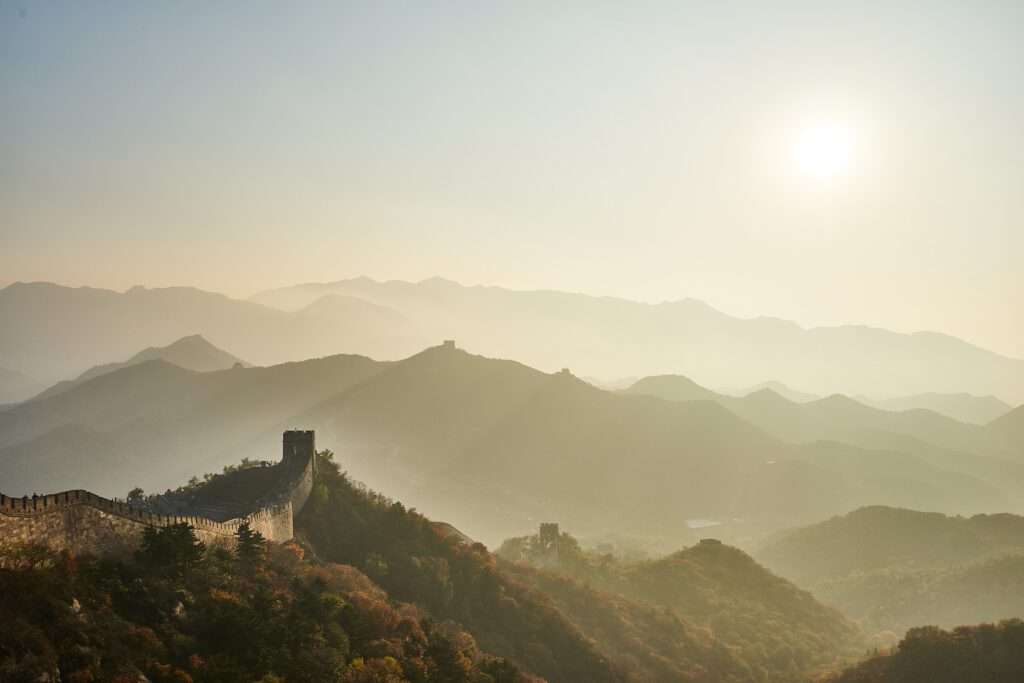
[{"x1": 0, "y1": 430, "x2": 318, "y2": 557}]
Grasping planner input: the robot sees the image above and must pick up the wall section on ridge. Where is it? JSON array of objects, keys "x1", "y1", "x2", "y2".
[{"x1": 0, "y1": 441, "x2": 317, "y2": 558}]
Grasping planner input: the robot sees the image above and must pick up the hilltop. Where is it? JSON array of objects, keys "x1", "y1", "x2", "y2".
[
  {"x1": 4, "y1": 277, "x2": 1021, "y2": 405},
  {"x1": 498, "y1": 527, "x2": 863, "y2": 681},
  {"x1": 0, "y1": 354, "x2": 386, "y2": 495},
  {"x1": 0, "y1": 282, "x2": 426, "y2": 386},
  {"x1": 30, "y1": 334, "x2": 247, "y2": 402},
  {"x1": 755, "y1": 506, "x2": 1024, "y2": 635},
  {"x1": 0, "y1": 343, "x2": 1017, "y2": 548},
  {"x1": 624, "y1": 374, "x2": 1024, "y2": 511},
  {"x1": 825, "y1": 620, "x2": 1024, "y2": 683},
  {"x1": 857, "y1": 392, "x2": 1012, "y2": 425},
  {"x1": 250, "y1": 276, "x2": 1024, "y2": 403},
  {"x1": 0, "y1": 365, "x2": 43, "y2": 405}
]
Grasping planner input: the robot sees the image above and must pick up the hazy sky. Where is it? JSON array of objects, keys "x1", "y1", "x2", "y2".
[{"x1": 2, "y1": 1, "x2": 1022, "y2": 357}]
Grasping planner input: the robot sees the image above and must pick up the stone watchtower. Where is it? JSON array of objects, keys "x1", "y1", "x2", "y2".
[
  {"x1": 283, "y1": 430, "x2": 316, "y2": 474},
  {"x1": 539, "y1": 522, "x2": 560, "y2": 554}
]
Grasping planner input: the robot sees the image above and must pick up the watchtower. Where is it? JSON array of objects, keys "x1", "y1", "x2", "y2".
[
  {"x1": 283, "y1": 430, "x2": 316, "y2": 474},
  {"x1": 539, "y1": 522, "x2": 560, "y2": 551}
]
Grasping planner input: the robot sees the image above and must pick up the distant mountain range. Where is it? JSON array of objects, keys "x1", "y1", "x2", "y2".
[
  {"x1": 29, "y1": 334, "x2": 247, "y2": 402},
  {"x1": 0, "y1": 281, "x2": 428, "y2": 392},
  {"x1": 2, "y1": 341, "x2": 1021, "y2": 548},
  {"x1": 500, "y1": 531, "x2": 863, "y2": 681},
  {"x1": 721, "y1": 383, "x2": 1012, "y2": 425},
  {"x1": 755, "y1": 506, "x2": 1024, "y2": 636},
  {"x1": 624, "y1": 373, "x2": 1022, "y2": 467},
  {"x1": 0, "y1": 365, "x2": 44, "y2": 405},
  {"x1": 856, "y1": 392, "x2": 1012, "y2": 425},
  {"x1": 3, "y1": 278, "x2": 1023, "y2": 404},
  {"x1": 251, "y1": 276, "x2": 1024, "y2": 404}
]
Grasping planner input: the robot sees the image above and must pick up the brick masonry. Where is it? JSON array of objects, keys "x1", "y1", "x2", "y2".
[{"x1": 0, "y1": 430, "x2": 316, "y2": 556}]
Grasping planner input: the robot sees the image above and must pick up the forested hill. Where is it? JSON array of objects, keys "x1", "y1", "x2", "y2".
[
  {"x1": 3, "y1": 342, "x2": 1015, "y2": 551},
  {"x1": 297, "y1": 452, "x2": 625, "y2": 683},
  {"x1": 756, "y1": 506, "x2": 1024, "y2": 586},
  {"x1": 755, "y1": 506, "x2": 1024, "y2": 637},
  {"x1": 497, "y1": 529, "x2": 863, "y2": 681},
  {"x1": 825, "y1": 620, "x2": 1024, "y2": 683}
]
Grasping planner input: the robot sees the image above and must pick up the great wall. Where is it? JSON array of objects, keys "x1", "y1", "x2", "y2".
[{"x1": 0, "y1": 430, "x2": 318, "y2": 556}]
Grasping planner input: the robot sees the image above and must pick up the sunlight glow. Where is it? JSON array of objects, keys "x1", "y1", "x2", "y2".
[{"x1": 791, "y1": 122, "x2": 855, "y2": 182}]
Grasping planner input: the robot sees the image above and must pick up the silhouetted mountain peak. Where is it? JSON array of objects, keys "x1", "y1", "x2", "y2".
[
  {"x1": 624, "y1": 374, "x2": 718, "y2": 402},
  {"x1": 745, "y1": 387, "x2": 793, "y2": 405}
]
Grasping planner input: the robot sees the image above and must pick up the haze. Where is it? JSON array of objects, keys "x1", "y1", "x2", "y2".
[{"x1": 2, "y1": 1, "x2": 1022, "y2": 358}]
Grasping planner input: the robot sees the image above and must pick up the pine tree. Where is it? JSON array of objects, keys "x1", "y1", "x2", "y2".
[{"x1": 236, "y1": 521, "x2": 267, "y2": 571}]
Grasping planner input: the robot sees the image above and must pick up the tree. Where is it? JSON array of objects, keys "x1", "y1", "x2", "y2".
[
  {"x1": 127, "y1": 487, "x2": 145, "y2": 505},
  {"x1": 138, "y1": 523, "x2": 206, "y2": 577},
  {"x1": 236, "y1": 521, "x2": 267, "y2": 571}
]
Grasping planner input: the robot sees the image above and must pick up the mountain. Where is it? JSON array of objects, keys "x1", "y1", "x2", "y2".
[
  {"x1": 0, "y1": 343, "x2": 1015, "y2": 548},
  {"x1": 734, "y1": 380, "x2": 821, "y2": 403},
  {"x1": 858, "y1": 392, "x2": 1013, "y2": 425},
  {"x1": 755, "y1": 506, "x2": 1024, "y2": 635},
  {"x1": 0, "y1": 365, "x2": 43, "y2": 404},
  {"x1": 0, "y1": 527, "x2": 542, "y2": 683},
  {"x1": 0, "y1": 282, "x2": 426, "y2": 385},
  {"x1": 6, "y1": 278, "x2": 1023, "y2": 404},
  {"x1": 986, "y1": 405, "x2": 1024, "y2": 446},
  {"x1": 626, "y1": 374, "x2": 720, "y2": 402},
  {"x1": 0, "y1": 354, "x2": 387, "y2": 495},
  {"x1": 756, "y1": 506, "x2": 1024, "y2": 586},
  {"x1": 30, "y1": 334, "x2": 247, "y2": 401},
  {"x1": 825, "y1": 620, "x2": 1024, "y2": 683},
  {"x1": 499, "y1": 528, "x2": 863, "y2": 681},
  {"x1": 626, "y1": 377, "x2": 985, "y2": 453},
  {"x1": 303, "y1": 455, "x2": 865, "y2": 683},
  {"x1": 623, "y1": 374, "x2": 1024, "y2": 502},
  {"x1": 302, "y1": 345, "x2": 1007, "y2": 545},
  {"x1": 250, "y1": 276, "x2": 1024, "y2": 404}
]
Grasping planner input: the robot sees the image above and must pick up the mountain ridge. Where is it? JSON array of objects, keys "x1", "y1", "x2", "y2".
[
  {"x1": 248, "y1": 276, "x2": 1024, "y2": 403},
  {"x1": 29, "y1": 334, "x2": 247, "y2": 402}
]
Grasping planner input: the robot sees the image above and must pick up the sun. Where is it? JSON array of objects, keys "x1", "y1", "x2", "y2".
[{"x1": 791, "y1": 121, "x2": 855, "y2": 181}]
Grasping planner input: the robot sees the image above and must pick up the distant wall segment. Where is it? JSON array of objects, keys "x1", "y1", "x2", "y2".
[{"x1": 0, "y1": 430, "x2": 318, "y2": 557}]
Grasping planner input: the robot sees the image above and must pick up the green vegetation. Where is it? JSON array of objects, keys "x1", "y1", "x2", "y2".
[
  {"x1": 4, "y1": 341, "x2": 1020, "y2": 553},
  {"x1": 0, "y1": 522, "x2": 537, "y2": 683},
  {"x1": 824, "y1": 620, "x2": 1024, "y2": 682},
  {"x1": 497, "y1": 528, "x2": 864, "y2": 682},
  {"x1": 298, "y1": 451, "x2": 624, "y2": 683},
  {"x1": 756, "y1": 506, "x2": 1024, "y2": 636}
]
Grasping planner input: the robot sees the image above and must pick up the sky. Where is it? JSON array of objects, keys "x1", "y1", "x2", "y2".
[{"x1": 2, "y1": 1, "x2": 1022, "y2": 358}]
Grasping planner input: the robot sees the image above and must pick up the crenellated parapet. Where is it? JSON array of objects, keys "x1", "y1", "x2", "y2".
[{"x1": 0, "y1": 430, "x2": 319, "y2": 557}]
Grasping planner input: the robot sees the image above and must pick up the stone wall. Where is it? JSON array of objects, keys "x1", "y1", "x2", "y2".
[{"x1": 0, "y1": 437, "x2": 318, "y2": 557}]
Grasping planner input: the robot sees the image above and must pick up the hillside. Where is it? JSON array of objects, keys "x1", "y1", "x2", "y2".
[
  {"x1": 825, "y1": 620, "x2": 1024, "y2": 683},
  {"x1": 30, "y1": 334, "x2": 247, "y2": 401},
  {"x1": 250, "y1": 276, "x2": 1024, "y2": 404},
  {"x1": 1, "y1": 343, "x2": 1015, "y2": 549},
  {"x1": 300, "y1": 453, "x2": 870, "y2": 682},
  {"x1": 817, "y1": 554, "x2": 1024, "y2": 636},
  {"x1": 734, "y1": 380, "x2": 821, "y2": 403},
  {"x1": 2, "y1": 446, "x2": 871, "y2": 683},
  {"x1": 0, "y1": 519, "x2": 540, "y2": 683},
  {"x1": 623, "y1": 375, "x2": 1024, "y2": 507},
  {"x1": 0, "y1": 282, "x2": 426, "y2": 385},
  {"x1": 858, "y1": 392, "x2": 1012, "y2": 425},
  {"x1": 625, "y1": 376, "x2": 994, "y2": 456},
  {"x1": 0, "y1": 354, "x2": 386, "y2": 495},
  {"x1": 0, "y1": 365, "x2": 43, "y2": 404},
  {"x1": 755, "y1": 506, "x2": 1024, "y2": 635},
  {"x1": 756, "y1": 506, "x2": 1024, "y2": 585},
  {"x1": 498, "y1": 529, "x2": 863, "y2": 681},
  {"x1": 986, "y1": 405, "x2": 1024, "y2": 448}
]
